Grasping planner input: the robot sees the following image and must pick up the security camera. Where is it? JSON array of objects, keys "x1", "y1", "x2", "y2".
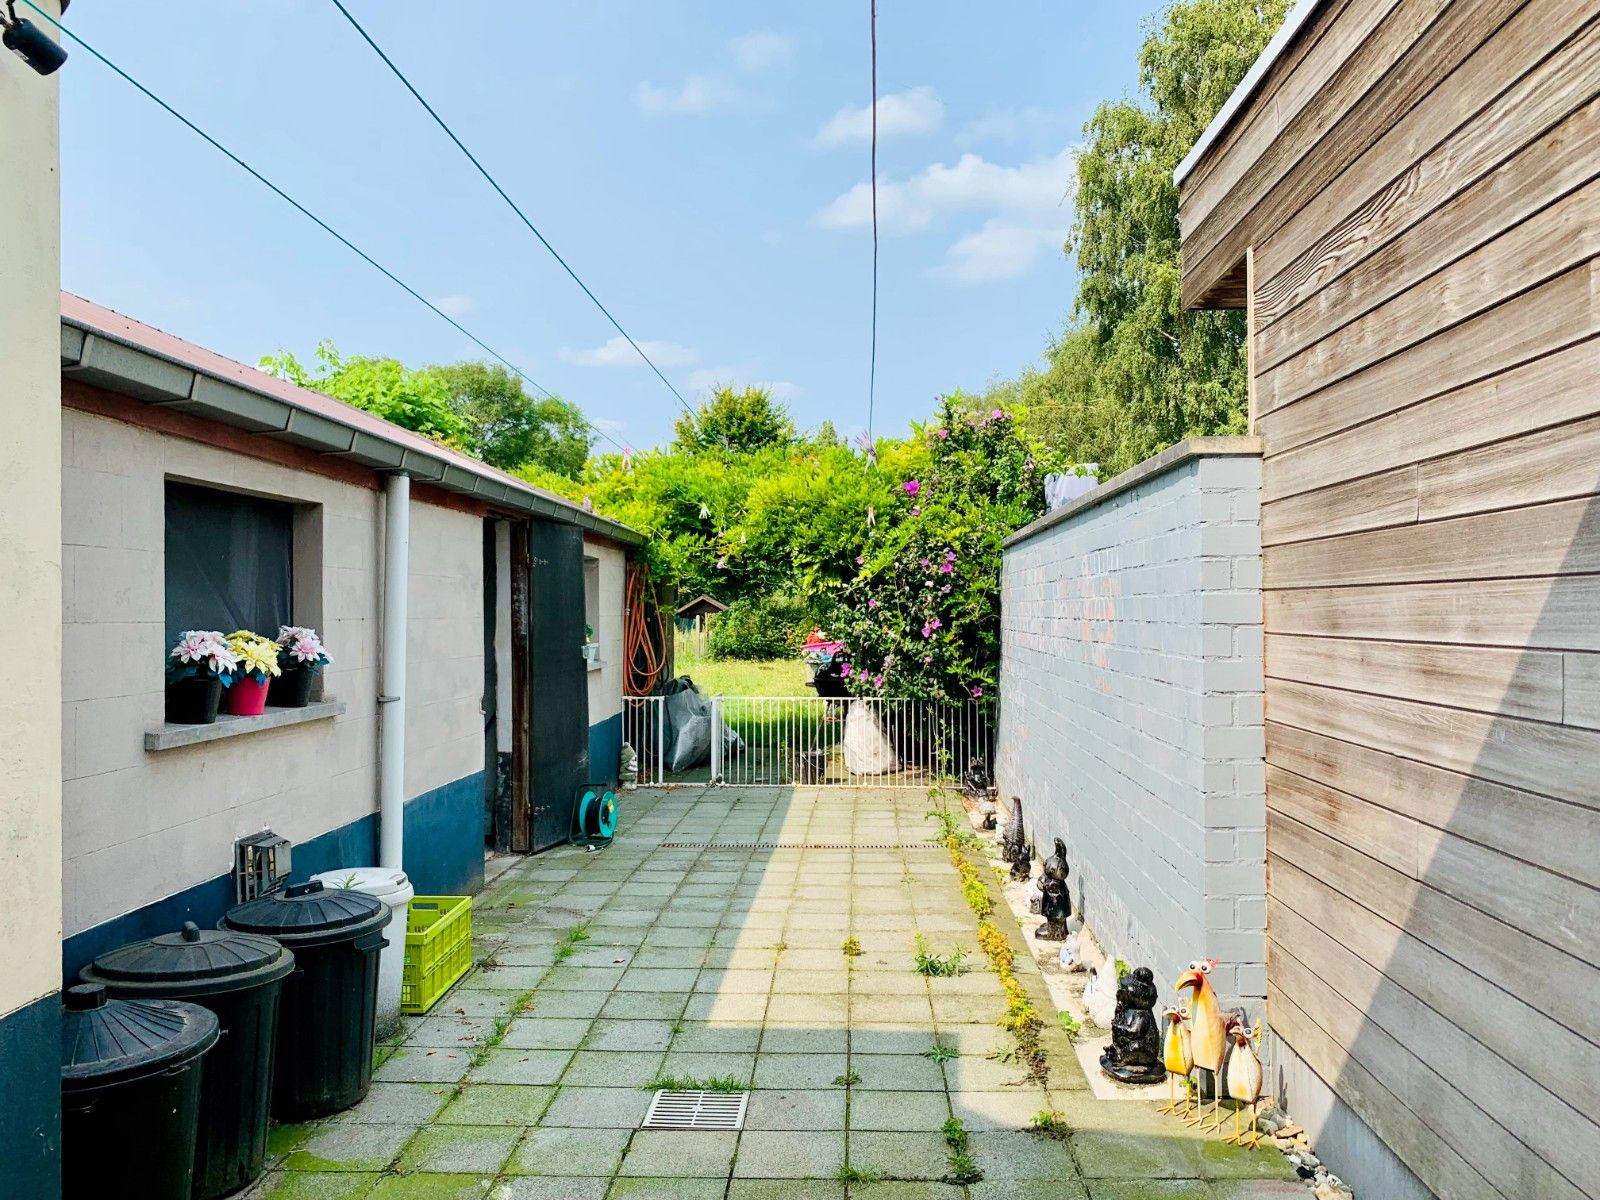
[{"x1": 3, "y1": 12, "x2": 66, "y2": 76}]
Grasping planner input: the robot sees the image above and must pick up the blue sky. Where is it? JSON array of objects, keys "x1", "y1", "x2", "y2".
[{"x1": 57, "y1": 1, "x2": 1163, "y2": 450}]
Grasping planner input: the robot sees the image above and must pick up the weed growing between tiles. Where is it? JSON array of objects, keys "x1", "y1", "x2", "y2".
[{"x1": 942, "y1": 1115, "x2": 983, "y2": 1183}]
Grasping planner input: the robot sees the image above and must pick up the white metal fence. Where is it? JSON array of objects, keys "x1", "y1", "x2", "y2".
[{"x1": 622, "y1": 694, "x2": 990, "y2": 789}]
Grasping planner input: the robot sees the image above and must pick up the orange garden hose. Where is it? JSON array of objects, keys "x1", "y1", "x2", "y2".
[{"x1": 624, "y1": 563, "x2": 668, "y2": 696}]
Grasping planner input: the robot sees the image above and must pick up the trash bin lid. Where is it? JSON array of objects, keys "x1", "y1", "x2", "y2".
[
  {"x1": 82, "y1": 921, "x2": 294, "y2": 997},
  {"x1": 61, "y1": 983, "x2": 219, "y2": 1091},
  {"x1": 309, "y1": 867, "x2": 412, "y2": 903},
  {"x1": 222, "y1": 879, "x2": 391, "y2": 948}
]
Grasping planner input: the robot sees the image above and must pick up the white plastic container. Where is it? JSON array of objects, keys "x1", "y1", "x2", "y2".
[{"x1": 310, "y1": 867, "x2": 413, "y2": 1033}]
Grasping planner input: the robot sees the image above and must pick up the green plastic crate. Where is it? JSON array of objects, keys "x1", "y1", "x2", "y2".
[{"x1": 401, "y1": 895, "x2": 472, "y2": 1015}]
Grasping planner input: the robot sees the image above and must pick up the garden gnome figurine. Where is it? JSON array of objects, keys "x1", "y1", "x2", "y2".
[
  {"x1": 1158, "y1": 1006, "x2": 1193, "y2": 1115},
  {"x1": 1002, "y1": 797, "x2": 1030, "y2": 882},
  {"x1": 1175, "y1": 960, "x2": 1227, "y2": 1127},
  {"x1": 1099, "y1": 966, "x2": 1165, "y2": 1084},
  {"x1": 1035, "y1": 839, "x2": 1072, "y2": 940}
]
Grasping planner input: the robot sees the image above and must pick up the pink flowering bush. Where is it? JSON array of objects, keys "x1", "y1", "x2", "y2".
[{"x1": 825, "y1": 395, "x2": 1052, "y2": 702}]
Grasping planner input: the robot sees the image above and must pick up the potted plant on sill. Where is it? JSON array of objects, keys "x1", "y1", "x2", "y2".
[
  {"x1": 166, "y1": 630, "x2": 238, "y2": 724},
  {"x1": 582, "y1": 624, "x2": 599, "y2": 664},
  {"x1": 272, "y1": 625, "x2": 333, "y2": 708},
  {"x1": 225, "y1": 630, "x2": 282, "y2": 716}
]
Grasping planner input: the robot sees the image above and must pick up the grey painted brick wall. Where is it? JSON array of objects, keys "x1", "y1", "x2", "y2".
[{"x1": 996, "y1": 439, "x2": 1265, "y2": 1011}]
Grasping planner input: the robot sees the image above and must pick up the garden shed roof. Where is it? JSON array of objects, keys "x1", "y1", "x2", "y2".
[
  {"x1": 58, "y1": 292, "x2": 643, "y2": 546},
  {"x1": 676, "y1": 594, "x2": 728, "y2": 618}
]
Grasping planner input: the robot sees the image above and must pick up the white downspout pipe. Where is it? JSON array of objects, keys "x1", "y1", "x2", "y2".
[{"x1": 379, "y1": 473, "x2": 410, "y2": 870}]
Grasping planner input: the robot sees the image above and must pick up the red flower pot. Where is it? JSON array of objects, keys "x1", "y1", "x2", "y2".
[{"x1": 225, "y1": 675, "x2": 272, "y2": 716}]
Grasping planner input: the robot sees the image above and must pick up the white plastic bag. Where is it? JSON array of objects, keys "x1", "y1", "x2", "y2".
[{"x1": 842, "y1": 703, "x2": 901, "y2": 775}]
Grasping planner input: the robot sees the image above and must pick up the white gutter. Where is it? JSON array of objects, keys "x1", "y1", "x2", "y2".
[
  {"x1": 1173, "y1": 0, "x2": 1330, "y2": 187},
  {"x1": 378, "y1": 473, "x2": 410, "y2": 870}
]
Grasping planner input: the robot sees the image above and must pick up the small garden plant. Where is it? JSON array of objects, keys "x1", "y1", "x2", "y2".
[
  {"x1": 275, "y1": 625, "x2": 333, "y2": 672},
  {"x1": 1057, "y1": 1010, "x2": 1082, "y2": 1040},
  {"x1": 833, "y1": 1070, "x2": 861, "y2": 1086},
  {"x1": 913, "y1": 934, "x2": 966, "y2": 977},
  {"x1": 641, "y1": 1074, "x2": 746, "y2": 1093},
  {"x1": 167, "y1": 630, "x2": 237, "y2": 686},
  {"x1": 923, "y1": 1042, "x2": 959, "y2": 1064},
  {"x1": 552, "y1": 924, "x2": 590, "y2": 963},
  {"x1": 1029, "y1": 1110, "x2": 1070, "y2": 1140},
  {"x1": 841, "y1": 936, "x2": 862, "y2": 957},
  {"x1": 942, "y1": 1117, "x2": 983, "y2": 1183}
]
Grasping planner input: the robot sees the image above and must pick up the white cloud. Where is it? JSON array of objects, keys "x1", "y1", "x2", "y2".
[
  {"x1": 634, "y1": 75, "x2": 738, "y2": 117},
  {"x1": 688, "y1": 366, "x2": 800, "y2": 402},
  {"x1": 957, "y1": 106, "x2": 1076, "y2": 147},
  {"x1": 933, "y1": 219, "x2": 1065, "y2": 283},
  {"x1": 431, "y1": 294, "x2": 476, "y2": 317},
  {"x1": 731, "y1": 31, "x2": 793, "y2": 71},
  {"x1": 814, "y1": 87, "x2": 943, "y2": 148},
  {"x1": 560, "y1": 336, "x2": 699, "y2": 368},
  {"x1": 814, "y1": 148, "x2": 1078, "y2": 283}
]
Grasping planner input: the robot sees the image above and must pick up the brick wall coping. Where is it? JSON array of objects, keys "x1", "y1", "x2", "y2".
[{"x1": 1004, "y1": 435, "x2": 1263, "y2": 549}]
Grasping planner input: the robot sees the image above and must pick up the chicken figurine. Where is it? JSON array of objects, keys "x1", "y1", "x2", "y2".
[
  {"x1": 1173, "y1": 959, "x2": 1225, "y2": 1129},
  {"x1": 1219, "y1": 1018, "x2": 1264, "y2": 1146},
  {"x1": 1158, "y1": 1005, "x2": 1192, "y2": 1116}
]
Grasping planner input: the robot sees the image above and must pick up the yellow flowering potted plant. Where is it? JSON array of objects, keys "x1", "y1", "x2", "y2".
[{"x1": 224, "y1": 630, "x2": 282, "y2": 715}]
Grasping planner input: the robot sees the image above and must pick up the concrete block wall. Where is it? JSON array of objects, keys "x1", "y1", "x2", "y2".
[
  {"x1": 996, "y1": 437, "x2": 1266, "y2": 1009},
  {"x1": 585, "y1": 537, "x2": 627, "y2": 726}
]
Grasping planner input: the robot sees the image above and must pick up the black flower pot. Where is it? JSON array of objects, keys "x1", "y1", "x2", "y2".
[
  {"x1": 167, "y1": 676, "x2": 223, "y2": 725},
  {"x1": 269, "y1": 665, "x2": 316, "y2": 708}
]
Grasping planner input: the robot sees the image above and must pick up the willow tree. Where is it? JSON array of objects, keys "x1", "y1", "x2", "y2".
[{"x1": 1024, "y1": 0, "x2": 1291, "y2": 475}]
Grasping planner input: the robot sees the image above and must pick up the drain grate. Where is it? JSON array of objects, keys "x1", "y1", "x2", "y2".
[
  {"x1": 658, "y1": 841, "x2": 944, "y2": 850},
  {"x1": 642, "y1": 1088, "x2": 749, "y2": 1130}
]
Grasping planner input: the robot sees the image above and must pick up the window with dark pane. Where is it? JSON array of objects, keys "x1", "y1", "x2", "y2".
[{"x1": 164, "y1": 481, "x2": 294, "y2": 648}]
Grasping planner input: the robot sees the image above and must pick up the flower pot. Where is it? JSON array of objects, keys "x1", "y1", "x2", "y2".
[
  {"x1": 269, "y1": 665, "x2": 316, "y2": 709},
  {"x1": 166, "y1": 676, "x2": 223, "y2": 725},
  {"x1": 226, "y1": 675, "x2": 272, "y2": 717}
]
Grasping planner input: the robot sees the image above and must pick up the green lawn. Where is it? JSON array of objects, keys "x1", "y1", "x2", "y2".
[{"x1": 674, "y1": 643, "x2": 810, "y2": 696}]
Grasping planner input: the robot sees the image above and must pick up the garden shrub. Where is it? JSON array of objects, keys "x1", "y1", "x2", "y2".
[{"x1": 706, "y1": 594, "x2": 810, "y2": 661}]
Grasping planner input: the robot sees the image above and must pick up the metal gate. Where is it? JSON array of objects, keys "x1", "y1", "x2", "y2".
[{"x1": 623, "y1": 694, "x2": 990, "y2": 788}]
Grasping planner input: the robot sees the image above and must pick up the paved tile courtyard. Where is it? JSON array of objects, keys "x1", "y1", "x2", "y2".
[{"x1": 246, "y1": 787, "x2": 1295, "y2": 1199}]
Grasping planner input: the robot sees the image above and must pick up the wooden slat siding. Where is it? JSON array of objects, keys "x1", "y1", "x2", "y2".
[
  {"x1": 1178, "y1": 0, "x2": 1409, "y2": 243},
  {"x1": 1257, "y1": 174, "x2": 1600, "y2": 413},
  {"x1": 1268, "y1": 764, "x2": 1600, "y2": 967},
  {"x1": 1264, "y1": 633, "x2": 1564, "y2": 721},
  {"x1": 1270, "y1": 909, "x2": 1595, "y2": 1199},
  {"x1": 1269, "y1": 721, "x2": 1600, "y2": 889},
  {"x1": 1419, "y1": 412, "x2": 1600, "y2": 521},
  {"x1": 1183, "y1": 0, "x2": 1554, "y2": 308},
  {"x1": 1267, "y1": 990, "x2": 1504, "y2": 1200},
  {"x1": 1270, "y1": 680, "x2": 1600, "y2": 813},
  {"x1": 1255, "y1": 260, "x2": 1600, "y2": 456},
  {"x1": 1273, "y1": 857, "x2": 1600, "y2": 1120},
  {"x1": 1265, "y1": 493, "x2": 1600, "y2": 589},
  {"x1": 1255, "y1": 65, "x2": 1600, "y2": 331},
  {"x1": 1259, "y1": 165, "x2": 1600, "y2": 381},
  {"x1": 1270, "y1": 815, "x2": 1600, "y2": 1047},
  {"x1": 1260, "y1": 462, "x2": 1417, "y2": 545},
  {"x1": 1180, "y1": 0, "x2": 1530, "y2": 308},
  {"x1": 1264, "y1": 403, "x2": 1600, "y2": 544},
  {"x1": 1265, "y1": 576, "x2": 1600, "y2": 652},
  {"x1": 1567, "y1": 653, "x2": 1600, "y2": 730},
  {"x1": 1262, "y1": 335, "x2": 1600, "y2": 503}
]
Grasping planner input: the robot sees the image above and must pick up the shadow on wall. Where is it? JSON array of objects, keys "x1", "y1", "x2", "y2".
[{"x1": 1266, "y1": 490, "x2": 1600, "y2": 1200}]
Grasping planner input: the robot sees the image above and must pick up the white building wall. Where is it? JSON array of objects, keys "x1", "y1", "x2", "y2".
[
  {"x1": 585, "y1": 537, "x2": 627, "y2": 727},
  {"x1": 60, "y1": 407, "x2": 382, "y2": 937},
  {"x1": 403, "y1": 500, "x2": 484, "y2": 799}
]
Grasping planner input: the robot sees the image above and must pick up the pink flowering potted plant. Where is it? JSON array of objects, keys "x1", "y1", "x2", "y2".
[
  {"x1": 166, "y1": 630, "x2": 238, "y2": 724},
  {"x1": 272, "y1": 625, "x2": 333, "y2": 708},
  {"x1": 224, "y1": 630, "x2": 282, "y2": 716}
]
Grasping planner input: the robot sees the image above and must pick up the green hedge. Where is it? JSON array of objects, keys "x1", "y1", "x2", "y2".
[{"x1": 707, "y1": 594, "x2": 811, "y2": 661}]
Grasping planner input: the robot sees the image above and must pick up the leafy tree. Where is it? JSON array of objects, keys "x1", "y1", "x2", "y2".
[
  {"x1": 1017, "y1": 0, "x2": 1290, "y2": 475},
  {"x1": 428, "y1": 361, "x2": 590, "y2": 477},
  {"x1": 673, "y1": 386, "x2": 796, "y2": 454},
  {"x1": 261, "y1": 341, "x2": 463, "y2": 443}
]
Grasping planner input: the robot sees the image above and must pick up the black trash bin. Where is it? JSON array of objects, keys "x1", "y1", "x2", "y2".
[
  {"x1": 81, "y1": 920, "x2": 294, "y2": 1200},
  {"x1": 61, "y1": 982, "x2": 220, "y2": 1200},
  {"x1": 221, "y1": 880, "x2": 392, "y2": 1119}
]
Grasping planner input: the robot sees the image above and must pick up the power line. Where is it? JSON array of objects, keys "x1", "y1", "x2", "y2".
[
  {"x1": 21, "y1": 0, "x2": 628, "y2": 457},
  {"x1": 326, "y1": 0, "x2": 699, "y2": 424},
  {"x1": 867, "y1": 0, "x2": 880, "y2": 453}
]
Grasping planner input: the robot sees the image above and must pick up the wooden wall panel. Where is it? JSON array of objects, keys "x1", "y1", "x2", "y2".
[{"x1": 1180, "y1": 1, "x2": 1600, "y2": 1193}]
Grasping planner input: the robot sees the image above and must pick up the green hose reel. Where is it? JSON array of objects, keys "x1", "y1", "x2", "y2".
[{"x1": 571, "y1": 785, "x2": 619, "y2": 848}]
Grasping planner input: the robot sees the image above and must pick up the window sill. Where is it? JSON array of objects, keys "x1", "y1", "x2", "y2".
[
  {"x1": 145, "y1": 699, "x2": 346, "y2": 752},
  {"x1": 586, "y1": 657, "x2": 603, "y2": 673}
]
